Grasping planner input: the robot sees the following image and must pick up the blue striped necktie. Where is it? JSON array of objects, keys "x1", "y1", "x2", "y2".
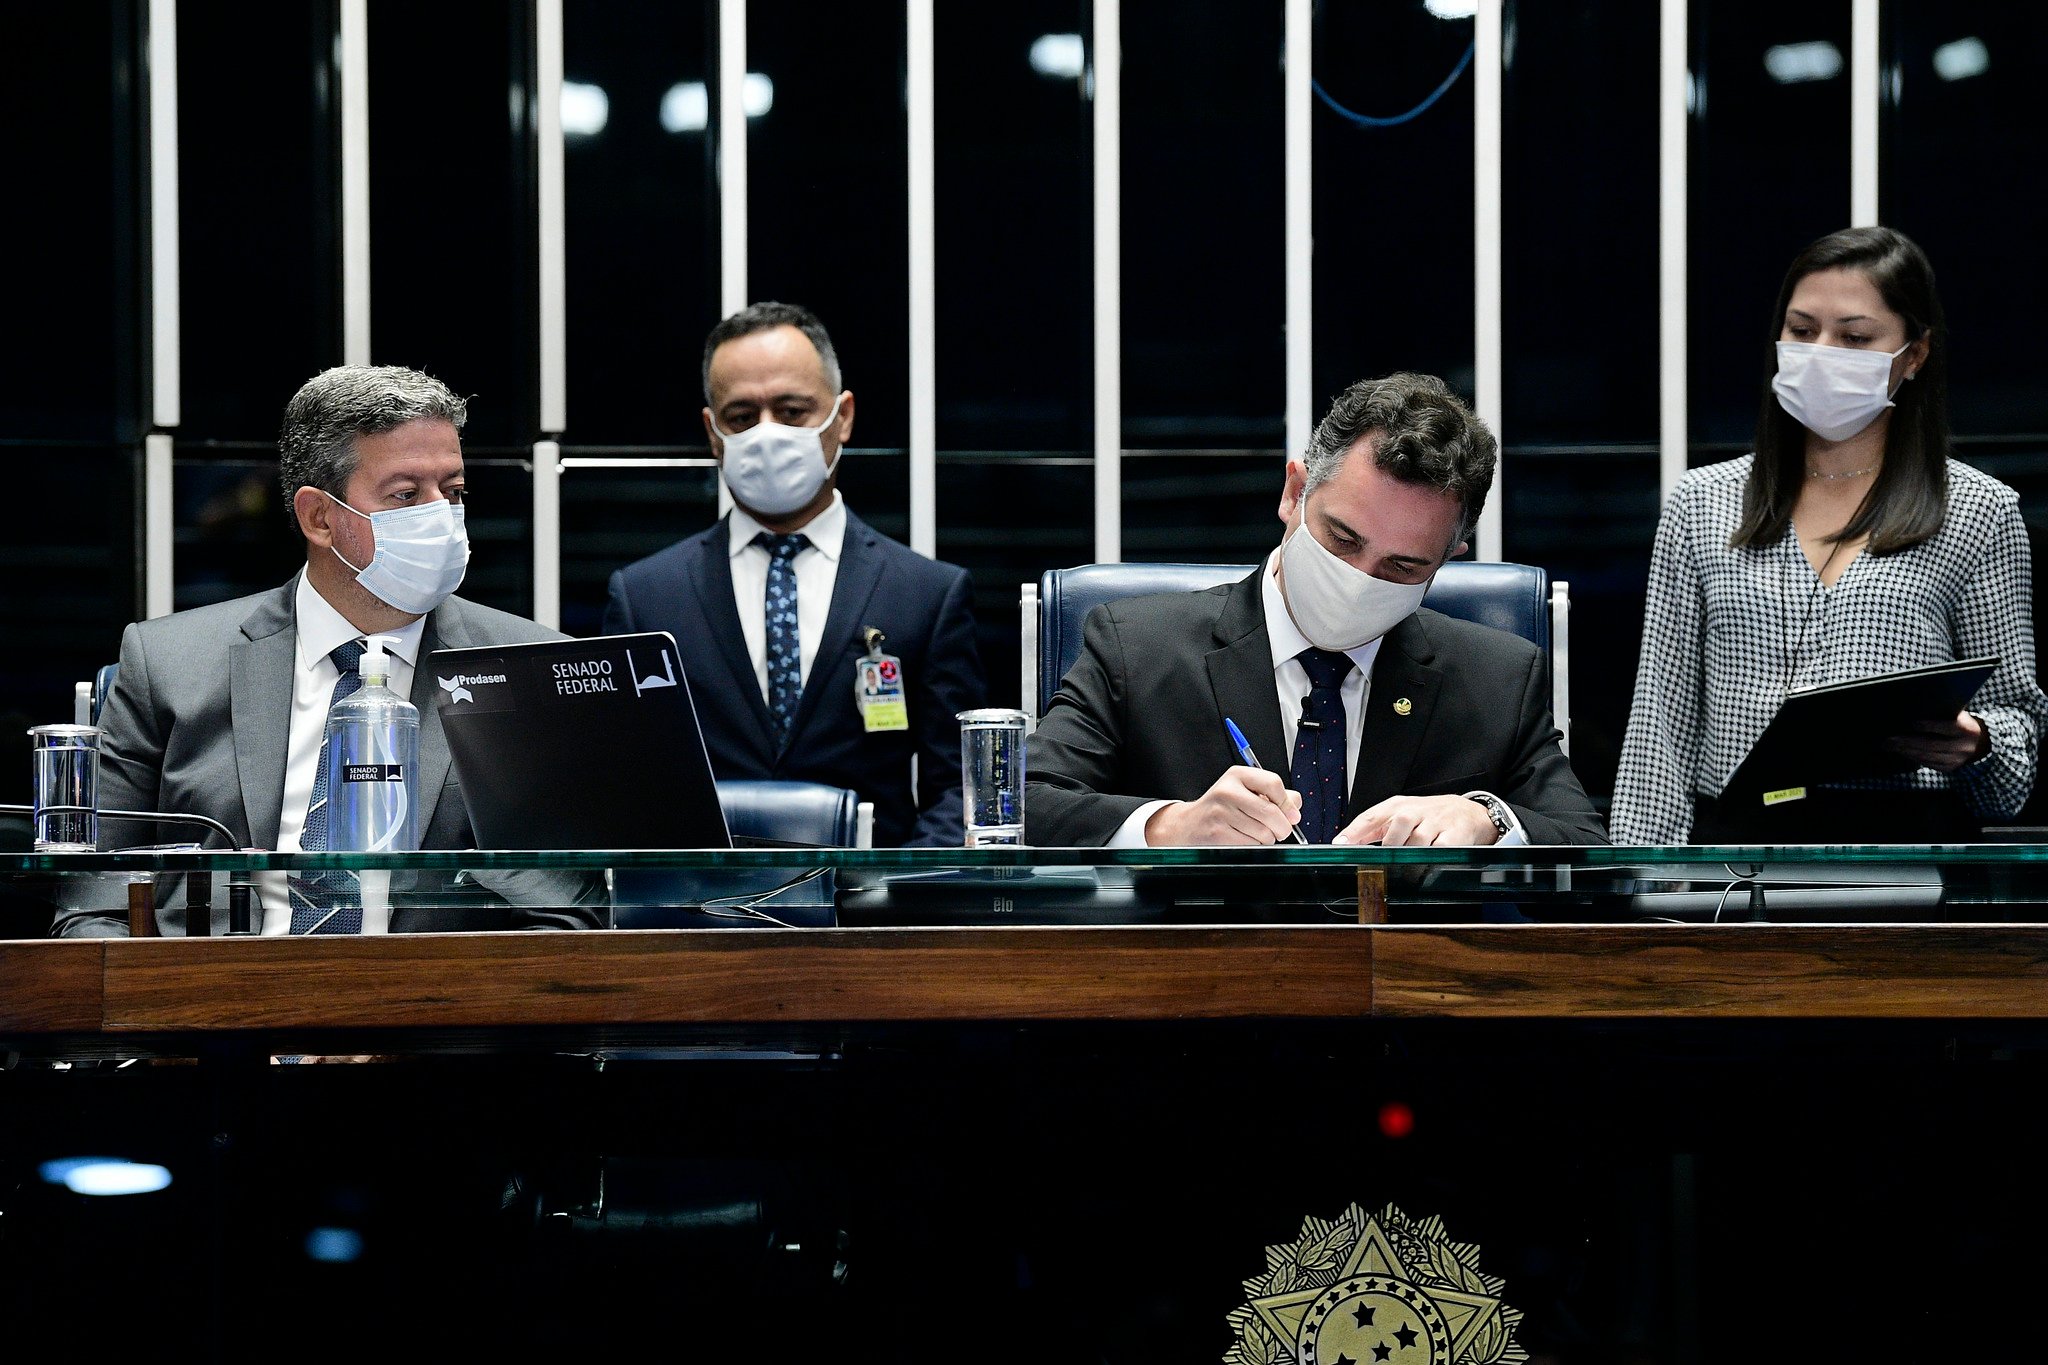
[
  {"x1": 1288, "y1": 647, "x2": 1354, "y2": 844},
  {"x1": 755, "y1": 532, "x2": 810, "y2": 747},
  {"x1": 290, "y1": 638, "x2": 368, "y2": 934}
]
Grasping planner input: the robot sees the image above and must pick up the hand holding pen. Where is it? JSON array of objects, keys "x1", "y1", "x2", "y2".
[
  {"x1": 1144, "y1": 718, "x2": 1308, "y2": 845},
  {"x1": 1224, "y1": 717, "x2": 1308, "y2": 844}
]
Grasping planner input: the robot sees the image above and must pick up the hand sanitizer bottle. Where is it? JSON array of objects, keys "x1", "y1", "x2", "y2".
[{"x1": 322, "y1": 635, "x2": 420, "y2": 851}]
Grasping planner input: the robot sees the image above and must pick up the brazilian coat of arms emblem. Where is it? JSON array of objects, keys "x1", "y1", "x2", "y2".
[{"x1": 1226, "y1": 1203, "x2": 1524, "y2": 1365}]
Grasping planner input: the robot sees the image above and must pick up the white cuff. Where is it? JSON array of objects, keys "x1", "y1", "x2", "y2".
[
  {"x1": 1464, "y1": 790, "x2": 1528, "y2": 847},
  {"x1": 1111, "y1": 800, "x2": 1176, "y2": 848}
]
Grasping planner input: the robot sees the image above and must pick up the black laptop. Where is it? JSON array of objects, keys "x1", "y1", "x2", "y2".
[{"x1": 429, "y1": 632, "x2": 731, "y2": 850}]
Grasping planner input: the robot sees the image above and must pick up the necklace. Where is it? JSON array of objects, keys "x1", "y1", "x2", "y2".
[{"x1": 1807, "y1": 463, "x2": 1878, "y2": 481}]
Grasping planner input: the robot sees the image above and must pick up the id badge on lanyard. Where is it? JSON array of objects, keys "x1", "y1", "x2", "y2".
[{"x1": 855, "y1": 626, "x2": 910, "y2": 732}]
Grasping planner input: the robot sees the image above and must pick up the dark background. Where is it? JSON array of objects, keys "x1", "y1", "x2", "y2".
[
  {"x1": 4, "y1": 0, "x2": 2044, "y2": 813},
  {"x1": 7, "y1": 1017, "x2": 2048, "y2": 1361}
]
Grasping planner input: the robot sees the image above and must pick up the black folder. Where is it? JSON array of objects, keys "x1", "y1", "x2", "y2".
[{"x1": 1719, "y1": 655, "x2": 1998, "y2": 805}]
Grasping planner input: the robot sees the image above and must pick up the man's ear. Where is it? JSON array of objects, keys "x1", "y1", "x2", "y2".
[
  {"x1": 833, "y1": 390, "x2": 856, "y2": 447},
  {"x1": 293, "y1": 486, "x2": 336, "y2": 547},
  {"x1": 701, "y1": 407, "x2": 723, "y2": 460},
  {"x1": 1278, "y1": 460, "x2": 1307, "y2": 527},
  {"x1": 1450, "y1": 540, "x2": 1470, "y2": 562}
]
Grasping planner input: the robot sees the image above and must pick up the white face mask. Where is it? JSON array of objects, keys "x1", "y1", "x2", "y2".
[
  {"x1": 714, "y1": 394, "x2": 845, "y2": 518},
  {"x1": 1771, "y1": 339, "x2": 1912, "y2": 443},
  {"x1": 325, "y1": 492, "x2": 470, "y2": 616},
  {"x1": 1278, "y1": 495, "x2": 1431, "y2": 651}
]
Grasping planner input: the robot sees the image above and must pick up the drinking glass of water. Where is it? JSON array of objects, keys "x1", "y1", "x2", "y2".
[
  {"x1": 957, "y1": 708, "x2": 1027, "y2": 846},
  {"x1": 28, "y1": 724, "x2": 101, "y2": 852}
]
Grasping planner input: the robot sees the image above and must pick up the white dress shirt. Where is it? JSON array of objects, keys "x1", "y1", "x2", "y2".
[
  {"x1": 727, "y1": 491, "x2": 848, "y2": 700},
  {"x1": 1114, "y1": 551, "x2": 1525, "y2": 847},
  {"x1": 259, "y1": 572, "x2": 425, "y2": 934}
]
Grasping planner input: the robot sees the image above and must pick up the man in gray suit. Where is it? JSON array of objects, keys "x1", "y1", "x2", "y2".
[{"x1": 57, "y1": 366, "x2": 600, "y2": 935}]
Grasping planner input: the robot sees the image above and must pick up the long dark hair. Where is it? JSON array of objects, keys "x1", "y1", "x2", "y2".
[{"x1": 1732, "y1": 226, "x2": 1951, "y2": 554}]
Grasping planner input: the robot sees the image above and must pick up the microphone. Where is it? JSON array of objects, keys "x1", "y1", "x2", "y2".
[{"x1": 0, "y1": 804, "x2": 240, "y2": 849}]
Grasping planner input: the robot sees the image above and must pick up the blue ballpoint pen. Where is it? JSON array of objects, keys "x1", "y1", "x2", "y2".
[{"x1": 1222, "y1": 716, "x2": 1308, "y2": 844}]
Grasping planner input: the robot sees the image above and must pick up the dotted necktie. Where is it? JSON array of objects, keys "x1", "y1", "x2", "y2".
[
  {"x1": 290, "y1": 638, "x2": 367, "y2": 935},
  {"x1": 1288, "y1": 647, "x2": 1354, "y2": 845},
  {"x1": 755, "y1": 532, "x2": 811, "y2": 747}
]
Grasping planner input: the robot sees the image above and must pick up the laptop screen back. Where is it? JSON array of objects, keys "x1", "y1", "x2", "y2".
[{"x1": 429, "y1": 632, "x2": 731, "y2": 850}]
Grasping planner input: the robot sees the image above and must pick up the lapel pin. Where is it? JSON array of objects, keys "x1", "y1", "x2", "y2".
[{"x1": 1392, "y1": 697, "x2": 1413, "y2": 716}]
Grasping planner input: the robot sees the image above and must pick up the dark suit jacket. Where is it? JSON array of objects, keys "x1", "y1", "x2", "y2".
[
  {"x1": 603, "y1": 509, "x2": 985, "y2": 847},
  {"x1": 54, "y1": 577, "x2": 604, "y2": 935},
  {"x1": 1026, "y1": 568, "x2": 1607, "y2": 846}
]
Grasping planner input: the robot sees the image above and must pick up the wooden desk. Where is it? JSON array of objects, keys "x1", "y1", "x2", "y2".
[{"x1": 7, "y1": 923, "x2": 2048, "y2": 1045}]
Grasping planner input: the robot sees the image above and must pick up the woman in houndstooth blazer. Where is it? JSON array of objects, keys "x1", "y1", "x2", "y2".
[{"x1": 1615, "y1": 227, "x2": 2048, "y2": 843}]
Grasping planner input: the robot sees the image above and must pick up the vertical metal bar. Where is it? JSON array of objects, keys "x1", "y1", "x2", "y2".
[
  {"x1": 1091, "y1": 0, "x2": 1121, "y2": 564},
  {"x1": 536, "y1": 0, "x2": 566, "y2": 434},
  {"x1": 718, "y1": 0, "x2": 747, "y2": 317},
  {"x1": 1659, "y1": 0, "x2": 1688, "y2": 501},
  {"x1": 906, "y1": 0, "x2": 936, "y2": 558},
  {"x1": 1850, "y1": 0, "x2": 1879, "y2": 226},
  {"x1": 1283, "y1": 0, "x2": 1312, "y2": 468},
  {"x1": 533, "y1": 0, "x2": 565, "y2": 626},
  {"x1": 715, "y1": 0, "x2": 745, "y2": 518},
  {"x1": 145, "y1": 433, "x2": 174, "y2": 619},
  {"x1": 1550, "y1": 580, "x2": 1571, "y2": 755},
  {"x1": 144, "y1": 0, "x2": 179, "y2": 619},
  {"x1": 147, "y1": 0, "x2": 180, "y2": 431},
  {"x1": 1020, "y1": 582, "x2": 1040, "y2": 720},
  {"x1": 531, "y1": 440, "x2": 561, "y2": 629},
  {"x1": 340, "y1": 0, "x2": 370, "y2": 365},
  {"x1": 1473, "y1": 0, "x2": 1503, "y2": 561}
]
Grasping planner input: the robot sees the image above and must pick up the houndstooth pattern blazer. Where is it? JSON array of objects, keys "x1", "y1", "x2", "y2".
[{"x1": 1613, "y1": 455, "x2": 2048, "y2": 842}]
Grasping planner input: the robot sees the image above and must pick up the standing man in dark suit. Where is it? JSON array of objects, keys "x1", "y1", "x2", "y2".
[
  {"x1": 59, "y1": 365, "x2": 601, "y2": 935},
  {"x1": 1027, "y1": 372, "x2": 1604, "y2": 847},
  {"x1": 603, "y1": 303, "x2": 985, "y2": 846}
]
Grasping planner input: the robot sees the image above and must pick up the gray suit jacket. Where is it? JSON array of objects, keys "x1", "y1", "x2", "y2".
[{"x1": 55, "y1": 575, "x2": 604, "y2": 936}]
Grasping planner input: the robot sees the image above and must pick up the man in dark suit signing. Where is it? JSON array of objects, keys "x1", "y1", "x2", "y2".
[
  {"x1": 603, "y1": 303, "x2": 985, "y2": 846},
  {"x1": 58, "y1": 366, "x2": 601, "y2": 935},
  {"x1": 1028, "y1": 372, "x2": 1604, "y2": 847}
]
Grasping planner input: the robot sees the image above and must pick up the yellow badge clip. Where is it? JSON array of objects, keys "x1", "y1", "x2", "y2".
[{"x1": 855, "y1": 626, "x2": 909, "y2": 733}]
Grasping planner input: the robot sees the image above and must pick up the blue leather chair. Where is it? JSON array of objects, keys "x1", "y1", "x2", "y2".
[
  {"x1": 713, "y1": 779, "x2": 860, "y2": 847},
  {"x1": 611, "y1": 779, "x2": 861, "y2": 929},
  {"x1": 88, "y1": 662, "x2": 119, "y2": 725},
  {"x1": 1026, "y1": 561, "x2": 1570, "y2": 750}
]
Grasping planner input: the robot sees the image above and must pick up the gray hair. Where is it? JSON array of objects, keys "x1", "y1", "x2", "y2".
[
  {"x1": 701, "y1": 301, "x2": 843, "y2": 403},
  {"x1": 277, "y1": 366, "x2": 469, "y2": 531},
  {"x1": 1302, "y1": 372, "x2": 1497, "y2": 548}
]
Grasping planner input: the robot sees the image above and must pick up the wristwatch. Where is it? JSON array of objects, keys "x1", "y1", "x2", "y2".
[{"x1": 1464, "y1": 791, "x2": 1513, "y2": 841}]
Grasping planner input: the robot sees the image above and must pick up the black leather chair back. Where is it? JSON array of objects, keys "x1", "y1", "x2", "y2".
[
  {"x1": 92, "y1": 663, "x2": 119, "y2": 726},
  {"x1": 713, "y1": 779, "x2": 858, "y2": 846}
]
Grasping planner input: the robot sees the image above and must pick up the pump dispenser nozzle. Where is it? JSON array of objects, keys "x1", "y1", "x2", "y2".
[{"x1": 358, "y1": 635, "x2": 402, "y2": 687}]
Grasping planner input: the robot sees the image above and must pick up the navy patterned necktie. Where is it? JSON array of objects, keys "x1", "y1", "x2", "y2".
[
  {"x1": 1288, "y1": 647, "x2": 1354, "y2": 845},
  {"x1": 755, "y1": 532, "x2": 811, "y2": 747},
  {"x1": 290, "y1": 638, "x2": 368, "y2": 935}
]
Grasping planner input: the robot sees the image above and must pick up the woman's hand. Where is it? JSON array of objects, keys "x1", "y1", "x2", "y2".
[{"x1": 1887, "y1": 710, "x2": 1991, "y2": 772}]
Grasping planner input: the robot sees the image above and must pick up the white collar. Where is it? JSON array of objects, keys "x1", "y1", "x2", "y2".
[
  {"x1": 1260, "y1": 548, "x2": 1384, "y2": 678},
  {"x1": 294, "y1": 570, "x2": 426, "y2": 674},
  {"x1": 728, "y1": 490, "x2": 848, "y2": 562}
]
